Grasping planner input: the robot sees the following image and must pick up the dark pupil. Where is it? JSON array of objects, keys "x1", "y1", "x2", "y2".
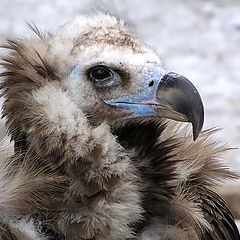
[{"x1": 92, "y1": 68, "x2": 110, "y2": 80}]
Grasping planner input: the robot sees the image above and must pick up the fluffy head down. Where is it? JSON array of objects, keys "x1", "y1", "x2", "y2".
[{"x1": 1, "y1": 13, "x2": 162, "y2": 134}]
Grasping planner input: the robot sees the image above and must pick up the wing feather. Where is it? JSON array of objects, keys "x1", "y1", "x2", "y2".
[{"x1": 200, "y1": 188, "x2": 240, "y2": 240}]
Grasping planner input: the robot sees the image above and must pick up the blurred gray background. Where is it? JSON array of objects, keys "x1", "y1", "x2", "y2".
[{"x1": 0, "y1": 0, "x2": 239, "y2": 182}]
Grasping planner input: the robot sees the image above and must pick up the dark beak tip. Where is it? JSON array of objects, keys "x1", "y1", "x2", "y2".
[
  {"x1": 191, "y1": 110, "x2": 204, "y2": 141},
  {"x1": 159, "y1": 72, "x2": 205, "y2": 141},
  {"x1": 193, "y1": 128, "x2": 200, "y2": 141}
]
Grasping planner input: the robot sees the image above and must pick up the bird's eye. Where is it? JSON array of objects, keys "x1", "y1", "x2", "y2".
[{"x1": 89, "y1": 65, "x2": 113, "y2": 86}]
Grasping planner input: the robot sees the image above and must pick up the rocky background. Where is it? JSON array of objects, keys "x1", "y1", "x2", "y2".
[{"x1": 0, "y1": 0, "x2": 240, "y2": 227}]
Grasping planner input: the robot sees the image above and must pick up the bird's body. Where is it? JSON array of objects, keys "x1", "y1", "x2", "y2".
[{"x1": 0, "y1": 13, "x2": 239, "y2": 240}]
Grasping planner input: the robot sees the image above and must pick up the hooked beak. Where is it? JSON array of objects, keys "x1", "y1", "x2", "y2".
[{"x1": 104, "y1": 63, "x2": 204, "y2": 140}]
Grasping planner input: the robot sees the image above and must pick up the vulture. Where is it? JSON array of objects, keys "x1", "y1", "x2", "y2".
[{"x1": 0, "y1": 13, "x2": 239, "y2": 240}]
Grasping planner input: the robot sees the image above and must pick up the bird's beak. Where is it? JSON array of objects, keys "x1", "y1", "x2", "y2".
[{"x1": 104, "y1": 63, "x2": 204, "y2": 140}]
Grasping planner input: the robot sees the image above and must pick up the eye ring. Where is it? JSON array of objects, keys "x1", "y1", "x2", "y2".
[{"x1": 89, "y1": 65, "x2": 113, "y2": 85}]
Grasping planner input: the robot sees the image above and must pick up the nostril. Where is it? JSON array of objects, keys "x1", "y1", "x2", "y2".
[{"x1": 148, "y1": 80, "x2": 154, "y2": 87}]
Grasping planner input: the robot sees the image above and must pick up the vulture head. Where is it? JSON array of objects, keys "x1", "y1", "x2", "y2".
[
  {"x1": 46, "y1": 14, "x2": 203, "y2": 140},
  {"x1": 0, "y1": 13, "x2": 239, "y2": 240}
]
